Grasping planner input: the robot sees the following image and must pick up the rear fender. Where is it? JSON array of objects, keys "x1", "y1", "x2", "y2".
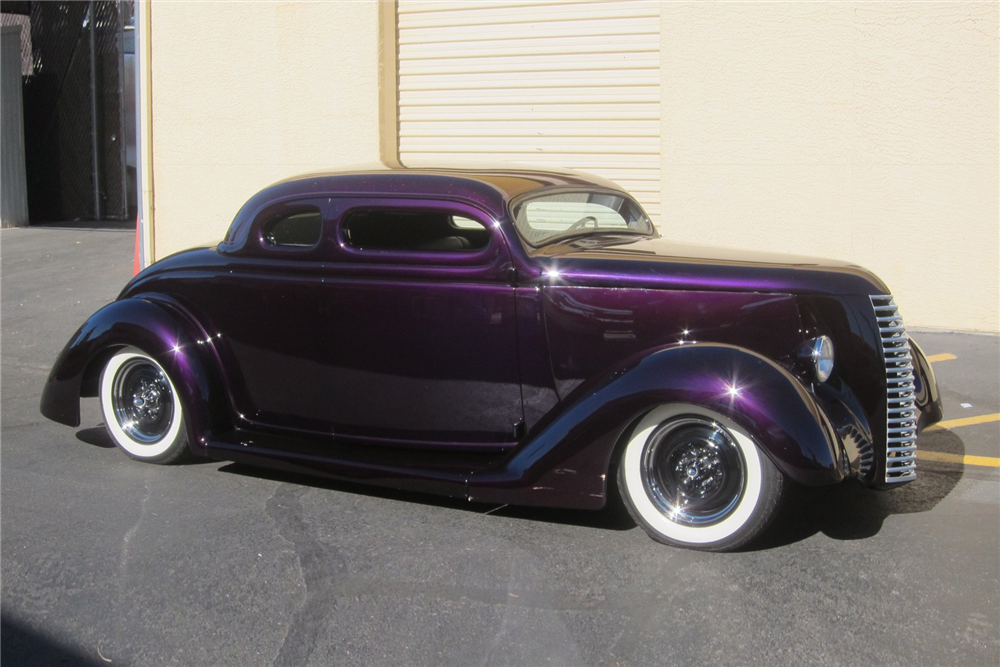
[
  {"x1": 467, "y1": 343, "x2": 844, "y2": 509},
  {"x1": 39, "y1": 297, "x2": 228, "y2": 454}
]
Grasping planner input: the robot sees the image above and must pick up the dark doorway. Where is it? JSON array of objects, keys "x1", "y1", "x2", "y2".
[{"x1": 4, "y1": 1, "x2": 135, "y2": 223}]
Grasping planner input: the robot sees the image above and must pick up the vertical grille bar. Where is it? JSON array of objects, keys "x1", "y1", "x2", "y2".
[{"x1": 870, "y1": 295, "x2": 917, "y2": 483}]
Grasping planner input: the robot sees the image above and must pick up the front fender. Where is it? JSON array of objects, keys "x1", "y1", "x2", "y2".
[
  {"x1": 467, "y1": 343, "x2": 844, "y2": 509},
  {"x1": 39, "y1": 297, "x2": 228, "y2": 454},
  {"x1": 909, "y1": 337, "x2": 944, "y2": 431}
]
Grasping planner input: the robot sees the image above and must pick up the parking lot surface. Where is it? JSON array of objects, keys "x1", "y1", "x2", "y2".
[{"x1": 2, "y1": 225, "x2": 998, "y2": 666}]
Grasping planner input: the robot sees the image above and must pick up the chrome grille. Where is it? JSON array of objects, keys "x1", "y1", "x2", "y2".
[{"x1": 871, "y1": 295, "x2": 917, "y2": 483}]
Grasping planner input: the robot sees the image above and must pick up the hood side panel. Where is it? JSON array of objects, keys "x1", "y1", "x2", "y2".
[
  {"x1": 523, "y1": 236, "x2": 889, "y2": 296},
  {"x1": 538, "y1": 287, "x2": 803, "y2": 405}
]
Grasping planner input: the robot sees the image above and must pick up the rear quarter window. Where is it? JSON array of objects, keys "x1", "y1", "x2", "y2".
[{"x1": 263, "y1": 209, "x2": 323, "y2": 248}]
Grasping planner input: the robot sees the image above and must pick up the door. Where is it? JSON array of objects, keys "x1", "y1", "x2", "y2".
[
  {"x1": 195, "y1": 200, "x2": 333, "y2": 430},
  {"x1": 318, "y1": 198, "x2": 523, "y2": 445}
]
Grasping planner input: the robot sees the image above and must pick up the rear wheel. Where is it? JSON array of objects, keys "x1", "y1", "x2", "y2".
[
  {"x1": 618, "y1": 405, "x2": 784, "y2": 551},
  {"x1": 99, "y1": 347, "x2": 190, "y2": 464}
]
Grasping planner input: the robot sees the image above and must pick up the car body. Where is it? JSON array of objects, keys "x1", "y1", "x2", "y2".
[{"x1": 41, "y1": 165, "x2": 943, "y2": 550}]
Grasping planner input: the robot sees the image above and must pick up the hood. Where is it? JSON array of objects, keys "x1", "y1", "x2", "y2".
[{"x1": 527, "y1": 235, "x2": 890, "y2": 296}]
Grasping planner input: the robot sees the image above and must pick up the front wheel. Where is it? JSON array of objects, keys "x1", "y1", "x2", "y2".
[
  {"x1": 617, "y1": 405, "x2": 784, "y2": 551},
  {"x1": 99, "y1": 347, "x2": 190, "y2": 464}
]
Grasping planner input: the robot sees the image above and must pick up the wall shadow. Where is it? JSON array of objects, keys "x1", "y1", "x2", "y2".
[
  {"x1": 29, "y1": 220, "x2": 134, "y2": 231},
  {"x1": 1, "y1": 612, "x2": 105, "y2": 667}
]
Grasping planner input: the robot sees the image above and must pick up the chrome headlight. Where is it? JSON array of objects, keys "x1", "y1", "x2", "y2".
[{"x1": 802, "y1": 335, "x2": 835, "y2": 383}]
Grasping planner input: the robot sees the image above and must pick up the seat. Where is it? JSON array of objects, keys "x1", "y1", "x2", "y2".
[{"x1": 415, "y1": 236, "x2": 472, "y2": 251}]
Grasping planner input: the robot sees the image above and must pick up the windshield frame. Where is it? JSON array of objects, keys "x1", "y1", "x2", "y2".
[{"x1": 508, "y1": 187, "x2": 657, "y2": 249}]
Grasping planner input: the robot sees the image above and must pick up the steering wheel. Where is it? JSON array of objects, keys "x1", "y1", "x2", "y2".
[{"x1": 567, "y1": 216, "x2": 599, "y2": 231}]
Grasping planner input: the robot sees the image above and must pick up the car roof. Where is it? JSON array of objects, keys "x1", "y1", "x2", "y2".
[
  {"x1": 222, "y1": 163, "x2": 629, "y2": 248},
  {"x1": 267, "y1": 163, "x2": 625, "y2": 202}
]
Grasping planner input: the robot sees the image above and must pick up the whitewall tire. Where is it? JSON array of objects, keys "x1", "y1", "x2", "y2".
[
  {"x1": 617, "y1": 404, "x2": 784, "y2": 551},
  {"x1": 99, "y1": 347, "x2": 190, "y2": 464}
]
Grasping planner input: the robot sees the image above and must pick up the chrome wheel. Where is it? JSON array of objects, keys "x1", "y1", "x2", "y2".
[
  {"x1": 111, "y1": 358, "x2": 174, "y2": 444},
  {"x1": 618, "y1": 404, "x2": 784, "y2": 551},
  {"x1": 100, "y1": 347, "x2": 189, "y2": 463},
  {"x1": 640, "y1": 418, "x2": 746, "y2": 527}
]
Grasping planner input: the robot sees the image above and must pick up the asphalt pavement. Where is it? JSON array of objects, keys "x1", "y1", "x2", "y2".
[{"x1": 2, "y1": 224, "x2": 998, "y2": 666}]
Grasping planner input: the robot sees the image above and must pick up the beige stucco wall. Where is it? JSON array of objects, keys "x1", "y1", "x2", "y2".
[
  {"x1": 660, "y1": 1, "x2": 999, "y2": 331},
  {"x1": 148, "y1": 1, "x2": 997, "y2": 331},
  {"x1": 148, "y1": 0, "x2": 381, "y2": 259}
]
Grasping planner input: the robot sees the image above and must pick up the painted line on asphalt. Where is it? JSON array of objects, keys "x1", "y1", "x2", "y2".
[
  {"x1": 925, "y1": 413, "x2": 1000, "y2": 432},
  {"x1": 916, "y1": 450, "x2": 1000, "y2": 468},
  {"x1": 926, "y1": 353, "x2": 957, "y2": 363}
]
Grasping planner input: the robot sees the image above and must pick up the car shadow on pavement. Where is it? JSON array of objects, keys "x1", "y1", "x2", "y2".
[
  {"x1": 217, "y1": 462, "x2": 637, "y2": 532},
  {"x1": 218, "y1": 428, "x2": 968, "y2": 546},
  {"x1": 75, "y1": 425, "x2": 219, "y2": 465},
  {"x1": 75, "y1": 426, "x2": 117, "y2": 449},
  {"x1": 750, "y1": 428, "x2": 968, "y2": 550}
]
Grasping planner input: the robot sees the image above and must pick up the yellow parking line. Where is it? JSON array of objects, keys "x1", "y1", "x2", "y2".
[
  {"x1": 924, "y1": 413, "x2": 1000, "y2": 431},
  {"x1": 926, "y1": 353, "x2": 957, "y2": 363},
  {"x1": 916, "y1": 450, "x2": 1000, "y2": 468}
]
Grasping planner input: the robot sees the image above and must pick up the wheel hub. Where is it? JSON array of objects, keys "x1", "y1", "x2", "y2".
[
  {"x1": 131, "y1": 381, "x2": 164, "y2": 420},
  {"x1": 640, "y1": 418, "x2": 747, "y2": 527},
  {"x1": 111, "y1": 359, "x2": 174, "y2": 444},
  {"x1": 675, "y1": 444, "x2": 724, "y2": 498}
]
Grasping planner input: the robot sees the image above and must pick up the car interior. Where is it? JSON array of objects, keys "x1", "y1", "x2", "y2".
[{"x1": 342, "y1": 209, "x2": 489, "y2": 252}]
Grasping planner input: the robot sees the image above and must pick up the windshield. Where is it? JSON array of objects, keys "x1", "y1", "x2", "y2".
[{"x1": 511, "y1": 191, "x2": 655, "y2": 247}]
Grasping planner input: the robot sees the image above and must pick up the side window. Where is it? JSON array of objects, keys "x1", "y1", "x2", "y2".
[
  {"x1": 263, "y1": 209, "x2": 322, "y2": 248},
  {"x1": 342, "y1": 209, "x2": 489, "y2": 252}
]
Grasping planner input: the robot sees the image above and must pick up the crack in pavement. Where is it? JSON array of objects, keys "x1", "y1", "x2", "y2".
[
  {"x1": 118, "y1": 472, "x2": 151, "y2": 577},
  {"x1": 266, "y1": 483, "x2": 346, "y2": 667}
]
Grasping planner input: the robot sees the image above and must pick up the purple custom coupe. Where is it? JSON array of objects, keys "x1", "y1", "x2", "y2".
[{"x1": 41, "y1": 166, "x2": 943, "y2": 550}]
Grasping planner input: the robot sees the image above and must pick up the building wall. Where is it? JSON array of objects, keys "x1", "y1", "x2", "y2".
[
  {"x1": 148, "y1": 0, "x2": 381, "y2": 258},
  {"x1": 660, "y1": 1, "x2": 998, "y2": 332},
  {"x1": 146, "y1": 1, "x2": 998, "y2": 331},
  {"x1": 395, "y1": 1, "x2": 663, "y2": 220}
]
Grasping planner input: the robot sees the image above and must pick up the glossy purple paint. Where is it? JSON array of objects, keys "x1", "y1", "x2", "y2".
[
  {"x1": 517, "y1": 235, "x2": 892, "y2": 296},
  {"x1": 468, "y1": 343, "x2": 845, "y2": 509},
  {"x1": 39, "y1": 296, "x2": 228, "y2": 455},
  {"x1": 40, "y1": 166, "x2": 943, "y2": 508}
]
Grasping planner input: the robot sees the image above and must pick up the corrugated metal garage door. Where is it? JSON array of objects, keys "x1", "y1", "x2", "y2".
[{"x1": 396, "y1": 0, "x2": 661, "y2": 220}]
